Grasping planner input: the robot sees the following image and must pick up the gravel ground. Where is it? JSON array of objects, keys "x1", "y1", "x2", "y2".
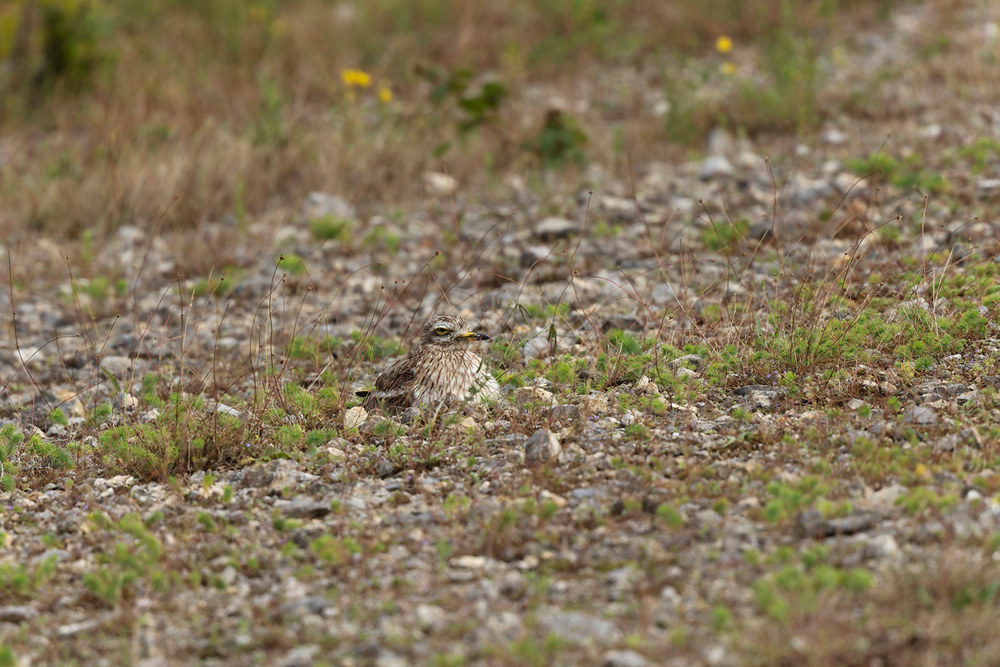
[{"x1": 4, "y1": 2, "x2": 1000, "y2": 665}]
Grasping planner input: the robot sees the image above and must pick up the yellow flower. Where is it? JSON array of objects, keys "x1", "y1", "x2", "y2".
[
  {"x1": 716, "y1": 35, "x2": 733, "y2": 54},
  {"x1": 720, "y1": 62, "x2": 736, "y2": 76},
  {"x1": 378, "y1": 86, "x2": 392, "y2": 103},
  {"x1": 341, "y1": 69, "x2": 372, "y2": 88}
]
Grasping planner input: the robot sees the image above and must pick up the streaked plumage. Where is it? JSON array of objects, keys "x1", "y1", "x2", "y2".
[{"x1": 362, "y1": 314, "x2": 500, "y2": 410}]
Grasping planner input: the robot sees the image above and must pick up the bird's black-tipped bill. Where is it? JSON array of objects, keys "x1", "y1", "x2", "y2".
[{"x1": 458, "y1": 331, "x2": 490, "y2": 341}]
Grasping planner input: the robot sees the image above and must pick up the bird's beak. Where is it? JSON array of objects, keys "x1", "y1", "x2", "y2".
[{"x1": 457, "y1": 330, "x2": 490, "y2": 341}]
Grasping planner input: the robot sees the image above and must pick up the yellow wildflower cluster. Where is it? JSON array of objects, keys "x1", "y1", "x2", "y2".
[
  {"x1": 341, "y1": 68, "x2": 393, "y2": 103},
  {"x1": 715, "y1": 36, "x2": 735, "y2": 75},
  {"x1": 341, "y1": 69, "x2": 372, "y2": 88}
]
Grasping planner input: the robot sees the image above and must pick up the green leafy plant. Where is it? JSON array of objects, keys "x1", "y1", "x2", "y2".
[{"x1": 525, "y1": 109, "x2": 587, "y2": 168}]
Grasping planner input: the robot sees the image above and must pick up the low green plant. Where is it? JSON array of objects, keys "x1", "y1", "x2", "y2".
[
  {"x1": 83, "y1": 513, "x2": 168, "y2": 603},
  {"x1": 362, "y1": 226, "x2": 401, "y2": 253},
  {"x1": 351, "y1": 331, "x2": 400, "y2": 362},
  {"x1": 309, "y1": 215, "x2": 352, "y2": 242},
  {"x1": 525, "y1": 109, "x2": 587, "y2": 168},
  {"x1": 764, "y1": 476, "x2": 829, "y2": 524},
  {"x1": 276, "y1": 254, "x2": 306, "y2": 275},
  {"x1": 310, "y1": 534, "x2": 362, "y2": 567},
  {"x1": 846, "y1": 152, "x2": 951, "y2": 193},
  {"x1": 702, "y1": 219, "x2": 749, "y2": 253},
  {"x1": 656, "y1": 503, "x2": 685, "y2": 530},
  {"x1": 0, "y1": 554, "x2": 58, "y2": 601},
  {"x1": 752, "y1": 560, "x2": 874, "y2": 623},
  {"x1": 251, "y1": 77, "x2": 289, "y2": 147}
]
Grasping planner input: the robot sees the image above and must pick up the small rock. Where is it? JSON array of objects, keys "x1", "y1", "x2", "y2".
[
  {"x1": 424, "y1": 171, "x2": 458, "y2": 197},
  {"x1": 700, "y1": 155, "x2": 734, "y2": 180},
  {"x1": 860, "y1": 533, "x2": 900, "y2": 560},
  {"x1": 524, "y1": 428, "x2": 561, "y2": 466},
  {"x1": 93, "y1": 475, "x2": 136, "y2": 493},
  {"x1": 593, "y1": 195, "x2": 636, "y2": 222},
  {"x1": 522, "y1": 334, "x2": 552, "y2": 361},
  {"x1": 520, "y1": 245, "x2": 551, "y2": 268},
  {"x1": 733, "y1": 384, "x2": 775, "y2": 396},
  {"x1": 660, "y1": 585, "x2": 682, "y2": 607},
  {"x1": 99, "y1": 356, "x2": 133, "y2": 377},
  {"x1": 579, "y1": 393, "x2": 610, "y2": 418},
  {"x1": 211, "y1": 402, "x2": 242, "y2": 419},
  {"x1": 451, "y1": 555, "x2": 487, "y2": 570},
  {"x1": 415, "y1": 604, "x2": 447, "y2": 633},
  {"x1": 787, "y1": 178, "x2": 834, "y2": 206},
  {"x1": 487, "y1": 433, "x2": 528, "y2": 448},
  {"x1": 706, "y1": 128, "x2": 734, "y2": 156},
  {"x1": 0, "y1": 606, "x2": 36, "y2": 623},
  {"x1": 796, "y1": 510, "x2": 879, "y2": 538},
  {"x1": 704, "y1": 645, "x2": 728, "y2": 666},
  {"x1": 819, "y1": 127, "x2": 848, "y2": 145},
  {"x1": 538, "y1": 608, "x2": 623, "y2": 645},
  {"x1": 57, "y1": 619, "x2": 99, "y2": 638},
  {"x1": 344, "y1": 405, "x2": 368, "y2": 429},
  {"x1": 279, "y1": 498, "x2": 332, "y2": 519},
  {"x1": 278, "y1": 596, "x2": 332, "y2": 617},
  {"x1": 601, "y1": 314, "x2": 642, "y2": 332},
  {"x1": 303, "y1": 192, "x2": 355, "y2": 221},
  {"x1": 376, "y1": 459, "x2": 400, "y2": 478},
  {"x1": 216, "y1": 336, "x2": 240, "y2": 350},
  {"x1": 130, "y1": 484, "x2": 166, "y2": 505},
  {"x1": 116, "y1": 392, "x2": 140, "y2": 411},
  {"x1": 634, "y1": 375, "x2": 658, "y2": 395},
  {"x1": 620, "y1": 409, "x2": 641, "y2": 427},
  {"x1": 535, "y1": 217, "x2": 579, "y2": 240},
  {"x1": 539, "y1": 490, "x2": 567, "y2": 508},
  {"x1": 449, "y1": 416, "x2": 479, "y2": 434},
  {"x1": 240, "y1": 458, "x2": 317, "y2": 493},
  {"x1": 668, "y1": 354, "x2": 702, "y2": 372},
  {"x1": 735, "y1": 389, "x2": 774, "y2": 411},
  {"x1": 220, "y1": 565, "x2": 238, "y2": 587},
  {"x1": 550, "y1": 404, "x2": 581, "y2": 421},
  {"x1": 905, "y1": 405, "x2": 936, "y2": 425},
  {"x1": 605, "y1": 566, "x2": 638, "y2": 600},
  {"x1": 976, "y1": 178, "x2": 1000, "y2": 193},
  {"x1": 279, "y1": 644, "x2": 321, "y2": 667},
  {"x1": 515, "y1": 386, "x2": 554, "y2": 408},
  {"x1": 602, "y1": 649, "x2": 649, "y2": 667},
  {"x1": 375, "y1": 651, "x2": 409, "y2": 667},
  {"x1": 917, "y1": 124, "x2": 942, "y2": 140},
  {"x1": 651, "y1": 282, "x2": 679, "y2": 305}
]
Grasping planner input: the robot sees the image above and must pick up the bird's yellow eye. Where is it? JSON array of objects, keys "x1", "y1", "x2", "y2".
[{"x1": 434, "y1": 326, "x2": 450, "y2": 335}]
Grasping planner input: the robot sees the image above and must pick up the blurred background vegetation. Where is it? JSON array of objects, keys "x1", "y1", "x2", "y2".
[{"x1": 0, "y1": 0, "x2": 951, "y2": 241}]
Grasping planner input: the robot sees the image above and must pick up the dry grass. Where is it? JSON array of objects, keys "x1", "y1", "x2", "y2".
[
  {"x1": 1, "y1": 0, "x2": 965, "y2": 255},
  {"x1": 4, "y1": 0, "x2": 1000, "y2": 664}
]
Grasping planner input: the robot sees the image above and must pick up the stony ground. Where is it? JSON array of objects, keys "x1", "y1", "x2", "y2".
[{"x1": 4, "y1": 2, "x2": 1000, "y2": 666}]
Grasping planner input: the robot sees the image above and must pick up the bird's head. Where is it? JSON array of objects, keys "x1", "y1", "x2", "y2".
[{"x1": 420, "y1": 313, "x2": 490, "y2": 347}]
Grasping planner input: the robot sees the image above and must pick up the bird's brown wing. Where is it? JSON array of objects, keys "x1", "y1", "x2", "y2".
[{"x1": 363, "y1": 352, "x2": 417, "y2": 410}]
